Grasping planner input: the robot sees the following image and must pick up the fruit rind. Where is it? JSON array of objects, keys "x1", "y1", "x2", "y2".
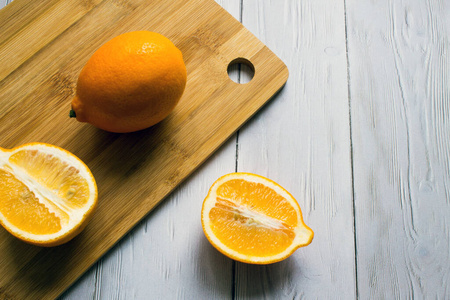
[
  {"x1": 70, "y1": 31, "x2": 187, "y2": 133},
  {"x1": 201, "y1": 172, "x2": 313, "y2": 264},
  {"x1": 0, "y1": 143, "x2": 98, "y2": 247}
]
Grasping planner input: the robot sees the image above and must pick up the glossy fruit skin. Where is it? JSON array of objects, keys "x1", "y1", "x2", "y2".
[{"x1": 71, "y1": 31, "x2": 187, "y2": 133}]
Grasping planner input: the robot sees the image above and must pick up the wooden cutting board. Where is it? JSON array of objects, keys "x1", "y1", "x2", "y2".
[{"x1": 0, "y1": 0, "x2": 288, "y2": 298}]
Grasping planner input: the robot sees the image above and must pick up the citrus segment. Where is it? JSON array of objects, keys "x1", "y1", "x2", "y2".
[
  {"x1": 0, "y1": 169, "x2": 62, "y2": 235},
  {"x1": 202, "y1": 173, "x2": 313, "y2": 264},
  {"x1": 9, "y1": 149, "x2": 90, "y2": 209},
  {"x1": 216, "y1": 179, "x2": 299, "y2": 226},
  {"x1": 0, "y1": 143, "x2": 97, "y2": 246}
]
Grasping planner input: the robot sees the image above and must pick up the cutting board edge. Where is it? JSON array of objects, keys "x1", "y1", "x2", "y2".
[{"x1": 55, "y1": 72, "x2": 289, "y2": 299}]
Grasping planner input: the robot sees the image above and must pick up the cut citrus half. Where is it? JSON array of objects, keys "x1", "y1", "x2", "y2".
[
  {"x1": 0, "y1": 143, "x2": 97, "y2": 247},
  {"x1": 201, "y1": 172, "x2": 313, "y2": 264}
]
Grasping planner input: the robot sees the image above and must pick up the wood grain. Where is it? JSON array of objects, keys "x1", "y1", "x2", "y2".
[
  {"x1": 74, "y1": 1, "x2": 244, "y2": 299},
  {"x1": 61, "y1": 1, "x2": 243, "y2": 299},
  {"x1": 347, "y1": 0, "x2": 450, "y2": 298},
  {"x1": 0, "y1": 0, "x2": 288, "y2": 298},
  {"x1": 3, "y1": 0, "x2": 449, "y2": 298},
  {"x1": 234, "y1": 0, "x2": 356, "y2": 298}
]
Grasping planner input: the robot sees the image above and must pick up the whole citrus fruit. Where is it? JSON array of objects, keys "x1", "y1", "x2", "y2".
[{"x1": 70, "y1": 31, "x2": 187, "y2": 133}]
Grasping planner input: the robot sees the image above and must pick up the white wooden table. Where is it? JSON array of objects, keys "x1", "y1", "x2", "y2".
[{"x1": 1, "y1": 0, "x2": 449, "y2": 298}]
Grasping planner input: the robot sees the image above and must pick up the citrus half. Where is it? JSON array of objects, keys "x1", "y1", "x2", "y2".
[
  {"x1": 0, "y1": 143, "x2": 98, "y2": 246},
  {"x1": 201, "y1": 172, "x2": 313, "y2": 264}
]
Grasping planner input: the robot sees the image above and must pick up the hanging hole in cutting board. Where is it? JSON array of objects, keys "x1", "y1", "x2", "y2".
[{"x1": 227, "y1": 58, "x2": 255, "y2": 84}]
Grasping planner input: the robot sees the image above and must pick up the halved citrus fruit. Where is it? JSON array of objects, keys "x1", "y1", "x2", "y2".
[
  {"x1": 0, "y1": 143, "x2": 97, "y2": 247},
  {"x1": 201, "y1": 173, "x2": 313, "y2": 264}
]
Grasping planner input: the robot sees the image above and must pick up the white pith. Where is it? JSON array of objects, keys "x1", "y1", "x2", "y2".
[
  {"x1": 202, "y1": 173, "x2": 313, "y2": 263},
  {"x1": 0, "y1": 144, "x2": 97, "y2": 242},
  {"x1": 216, "y1": 196, "x2": 290, "y2": 231}
]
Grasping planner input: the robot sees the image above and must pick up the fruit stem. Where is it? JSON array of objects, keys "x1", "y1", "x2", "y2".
[{"x1": 69, "y1": 109, "x2": 76, "y2": 118}]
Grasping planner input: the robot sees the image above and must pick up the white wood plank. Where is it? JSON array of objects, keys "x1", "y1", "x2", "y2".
[
  {"x1": 94, "y1": 147, "x2": 236, "y2": 299},
  {"x1": 346, "y1": 0, "x2": 450, "y2": 298},
  {"x1": 58, "y1": 268, "x2": 97, "y2": 300},
  {"x1": 235, "y1": 0, "x2": 356, "y2": 298},
  {"x1": 60, "y1": 1, "x2": 242, "y2": 299},
  {"x1": 61, "y1": 146, "x2": 237, "y2": 299}
]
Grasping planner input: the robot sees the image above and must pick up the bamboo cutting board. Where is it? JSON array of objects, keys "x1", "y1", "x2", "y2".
[{"x1": 0, "y1": 0, "x2": 288, "y2": 298}]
